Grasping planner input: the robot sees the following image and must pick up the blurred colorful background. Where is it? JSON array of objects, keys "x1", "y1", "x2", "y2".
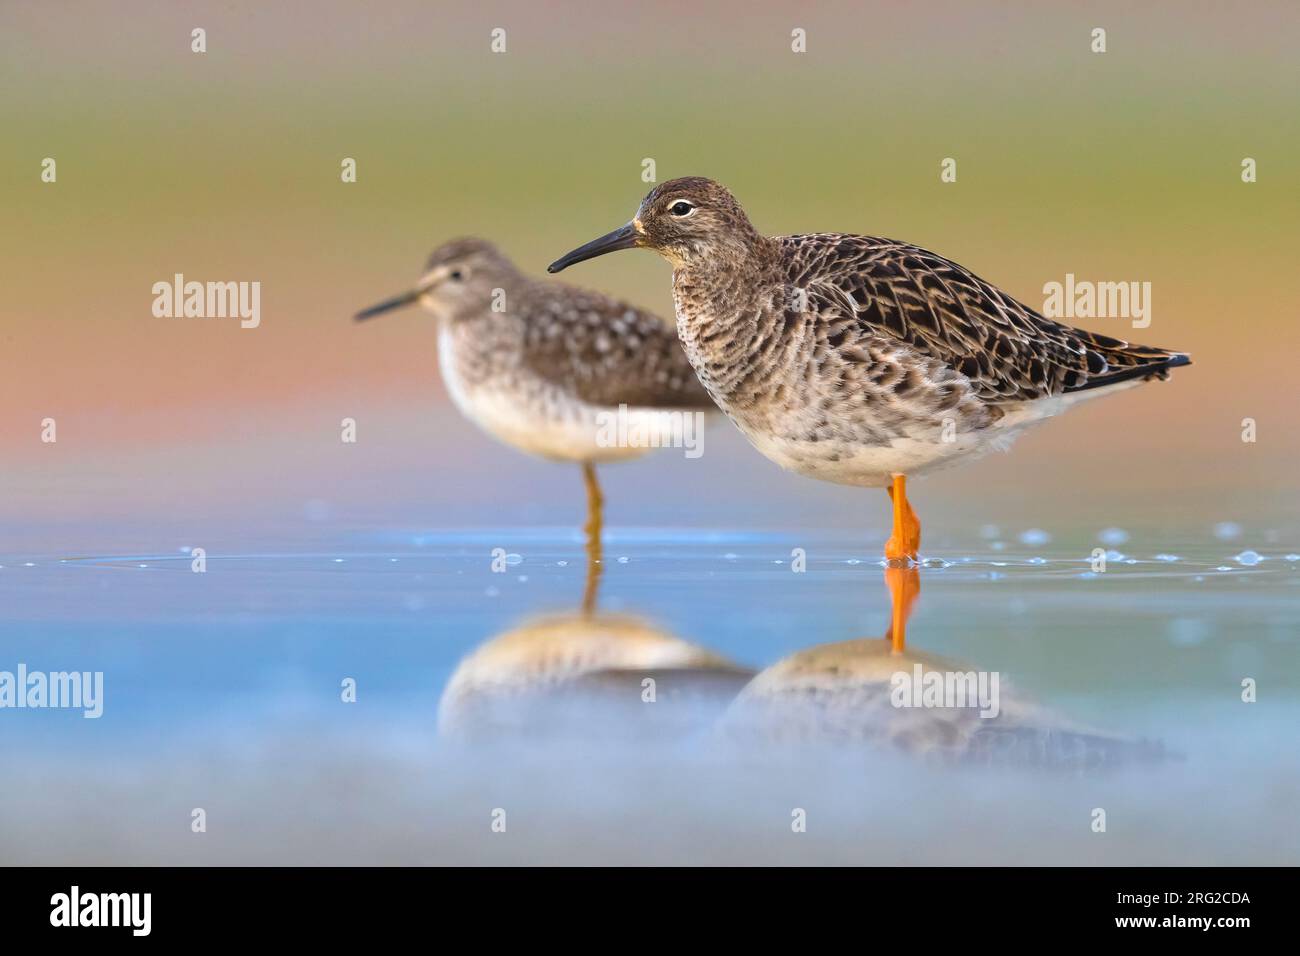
[
  {"x1": 2, "y1": 0, "x2": 1297, "y2": 549},
  {"x1": 1, "y1": 1, "x2": 1297, "y2": 865}
]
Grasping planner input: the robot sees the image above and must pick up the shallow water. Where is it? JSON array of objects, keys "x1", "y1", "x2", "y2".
[{"x1": 2, "y1": 525, "x2": 1297, "y2": 865}]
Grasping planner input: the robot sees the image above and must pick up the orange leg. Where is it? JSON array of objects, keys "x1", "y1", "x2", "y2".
[
  {"x1": 883, "y1": 474, "x2": 921, "y2": 564},
  {"x1": 581, "y1": 463, "x2": 604, "y2": 614},
  {"x1": 884, "y1": 565, "x2": 921, "y2": 654}
]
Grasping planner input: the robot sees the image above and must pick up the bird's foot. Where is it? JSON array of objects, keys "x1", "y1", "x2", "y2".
[
  {"x1": 883, "y1": 542, "x2": 918, "y2": 567},
  {"x1": 884, "y1": 475, "x2": 921, "y2": 566}
]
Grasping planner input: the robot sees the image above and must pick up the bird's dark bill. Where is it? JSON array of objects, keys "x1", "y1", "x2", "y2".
[
  {"x1": 547, "y1": 222, "x2": 639, "y2": 273},
  {"x1": 354, "y1": 288, "x2": 421, "y2": 321}
]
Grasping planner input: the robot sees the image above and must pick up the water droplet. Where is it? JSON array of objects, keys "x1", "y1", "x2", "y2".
[
  {"x1": 988, "y1": 571, "x2": 1005, "y2": 581},
  {"x1": 484, "y1": 586, "x2": 500, "y2": 597},
  {"x1": 1098, "y1": 527, "x2": 1129, "y2": 546},
  {"x1": 1019, "y1": 528, "x2": 1051, "y2": 546},
  {"x1": 1285, "y1": 554, "x2": 1300, "y2": 562},
  {"x1": 723, "y1": 552, "x2": 738, "y2": 560},
  {"x1": 979, "y1": 524, "x2": 1000, "y2": 539},
  {"x1": 1154, "y1": 553, "x2": 1180, "y2": 563},
  {"x1": 1213, "y1": 521, "x2": 1243, "y2": 541},
  {"x1": 922, "y1": 558, "x2": 949, "y2": 569},
  {"x1": 990, "y1": 541, "x2": 1006, "y2": 552},
  {"x1": 1027, "y1": 557, "x2": 1047, "y2": 565},
  {"x1": 557, "y1": 560, "x2": 569, "y2": 567},
  {"x1": 504, "y1": 553, "x2": 523, "y2": 566},
  {"x1": 1234, "y1": 550, "x2": 1263, "y2": 566},
  {"x1": 616, "y1": 556, "x2": 629, "y2": 564},
  {"x1": 332, "y1": 558, "x2": 345, "y2": 564}
]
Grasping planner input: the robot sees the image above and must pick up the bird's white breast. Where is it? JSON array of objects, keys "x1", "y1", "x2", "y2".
[
  {"x1": 737, "y1": 383, "x2": 1140, "y2": 488},
  {"x1": 437, "y1": 325, "x2": 684, "y2": 465},
  {"x1": 739, "y1": 420, "x2": 990, "y2": 488}
]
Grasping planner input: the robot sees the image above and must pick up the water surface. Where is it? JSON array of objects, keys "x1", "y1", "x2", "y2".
[{"x1": 3, "y1": 525, "x2": 1296, "y2": 865}]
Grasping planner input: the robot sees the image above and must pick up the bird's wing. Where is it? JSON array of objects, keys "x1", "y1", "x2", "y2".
[
  {"x1": 521, "y1": 284, "x2": 712, "y2": 409},
  {"x1": 780, "y1": 234, "x2": 1188, "y2": 404}
]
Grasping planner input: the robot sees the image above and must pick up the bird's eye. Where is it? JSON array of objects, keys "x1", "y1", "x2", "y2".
[
  {"x1": 669, "y1": 201, "x2": 695, "y2": 217},
  {"x1": 449, "y1": 269, "x2": 464, "y2": 282}
]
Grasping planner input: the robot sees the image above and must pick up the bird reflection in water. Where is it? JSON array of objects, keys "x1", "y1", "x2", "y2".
[
  {"x1": 437, "y1": 547, "x2": 751, "y2": 741},
  {"x1": 884, "y1": 564, "x2": 920, "y2": 654},
  {"x1": 439, "y1": 549, "x2": 1166, "y2": 769},
  {"x1": 723, "y1": 565, "x2": 1168, "y2": 770}
]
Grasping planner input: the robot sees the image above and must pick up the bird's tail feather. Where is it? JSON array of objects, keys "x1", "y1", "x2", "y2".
[{"x1": 1065, "y1": 348, "x2": 1191, "y2": 394}]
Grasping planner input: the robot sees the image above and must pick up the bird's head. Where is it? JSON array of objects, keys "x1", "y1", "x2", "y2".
[
  {"x1": 355, "y1": 237, "x2": 518, "y2": 324},
  {"x1": 548, "y1": 177, "x2": 760, "y2": 274}
]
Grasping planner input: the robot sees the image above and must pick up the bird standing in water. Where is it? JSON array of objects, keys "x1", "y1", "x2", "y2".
[
  {"x1": 549, "y1": 178, "x2": 1190, "y2": 564},
  {"x1": 357, "y1": 237, "x2": 712, "y2": 607}
]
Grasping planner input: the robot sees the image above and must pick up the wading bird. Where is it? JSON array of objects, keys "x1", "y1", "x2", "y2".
[
  {"x1": 550, "y1": 178, "x2": 1190, "y2": 564},
  {"x1": 357, "y1": 237, "x2": 713, "y2": 603}
]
